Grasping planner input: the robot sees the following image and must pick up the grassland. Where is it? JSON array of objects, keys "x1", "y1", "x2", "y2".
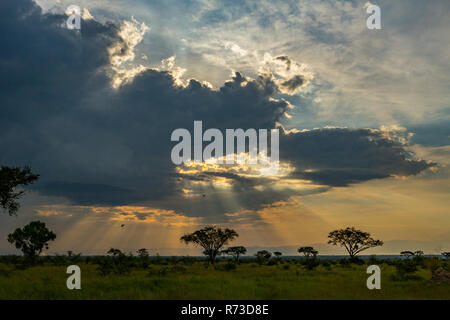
[{"x1": 0, "y1": 258, "x2": 449, "y2": 299}]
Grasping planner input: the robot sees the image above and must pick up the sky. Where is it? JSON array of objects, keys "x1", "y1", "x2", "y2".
[{"x1": 0, "y1": 0, "x2": 449, "y2": 255}]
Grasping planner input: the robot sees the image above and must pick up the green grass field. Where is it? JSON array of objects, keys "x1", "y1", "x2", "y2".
[{"x1": 0, "y1": 261, "x2": 449, "y2": 299}]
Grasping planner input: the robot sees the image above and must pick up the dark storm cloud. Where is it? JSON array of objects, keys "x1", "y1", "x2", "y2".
[
  {"x1": 36, "y1": 182, "x2": 138, "y2": 206},
  {"x1": 0, "y1": 0, "x2": 288, "y2": 207},
  {"x1": 0, "y1": 0, "x2": 434, "y2": 218},
  {"x1": 280, "y1": 128, "x2": 434, "y2": 187},
  {"x1": 409, "y1": 121, "x2": 450, "y2": 147}
]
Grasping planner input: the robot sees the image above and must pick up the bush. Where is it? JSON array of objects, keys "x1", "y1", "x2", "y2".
[
  {"x1": 444, "y1": 262, "x2": 449, "y2": 272},
  {"x1": 178, "y1": 257, "x2": 196, "y2": 265},
  {"x1": 255, "y1": 250, "x2": 271, "y2": 265},
  {"x1": 349, "y1": 257, "x2": 364, "y2": 265},
  {"x1": 423, "y1": 257, "x2": 441, "y2": 271},
  {"x1": 215, "y1": 262, "x2": 237, "y2": 271},
  {"x1": 367, "y1": 255, "x2": 379, "y2": 265},
  {"x1": 50, "y1": 254, "x2": 66, "y2": 266},
  {"x1": 97, "y1": 252, "x2": 133, "y2": 276},
  {"x1": 97, "y1": 259, "x2": 113, "y2": 275},
  {"x1": 339, "y1": 259, "x2": 351, "y2": 267},
  {"x1": 327, "y1": 259, "x2": 338, "y2": 265},
  {"x1": 50, "y1": 251, "x2": 82, "y2": 266},
  {"x1": 267, "y1": 259, "x2": 277, "y2": 266},
  {"x1": 304, "y1": 258, "x2": 319, "y2": 271},
  {"x1": 393, "y1": 260, "x2": 419, "y2": 280},
  {"x1": 282, "y1": 264, "x2": 290, "y2": 270}
]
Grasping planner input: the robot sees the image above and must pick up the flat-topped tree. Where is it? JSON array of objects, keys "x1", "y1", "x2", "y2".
[
  {"x1": 107, "y1": 248, "x2": 123, "y2": 256},
  {"x1": 0, "y1": 166, "x2": 39, "y2": 216},
  {"x1": 328, "y1": 227, "x2": 383, "y2": 259},
  {"x1": 414, "y1": 250, "x2": 424, "y2": 257},
  {"x1": 136, "y1": 248, "x2": 149, "y2": 258},
  {"x1": 181, "y1": 226, "x2": 238, "y2": 265},
  {"x1": 401, "y1": 251, "x2": 415, "y2": 259},
  {"x1": 298, "y1": 246, "x2": 318, "y2": 258},
  {"x1": 223, "y1": 246, "x2": 247, "y2": 263}
]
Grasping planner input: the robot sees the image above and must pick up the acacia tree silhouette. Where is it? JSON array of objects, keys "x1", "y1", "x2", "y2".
[
  {"x1": 400, "y1": 251, "x2": 415, "y2": 259},
  {"x1": 298, "y1": 246, "x2": 318, "y2": 258},
  {"x1": 223, "y1": 246, "x2": 247, "y2": 263},
  {"x1": 328, "y1": 227, "x2": 383, "y2": 259},
  {"x1": 181, "y1": 226, "x2": 238, "y2": 265}
]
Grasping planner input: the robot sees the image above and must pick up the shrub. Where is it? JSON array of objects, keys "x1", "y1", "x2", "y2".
[
  {"x1": 50, "y1": 254, "x2": 67, "y2": 266},
  {"x1": 97, "y1": 259, "x2": 113, "y2": 275},
  {"x1": 339, "y1": 259, "x2": 351, "y2": 267},
  {"x1": 66, "y1": 251, "x2": 82, "y2": 264},
  {"x1": 444, "y1": 261, "x2": 449, "y2": 272},
  {"x1": 349, "y1": 257, "x2": 364, "y2": 265},
  {"x1": 423, "y1": 257, "x2": 441, "y2": 271},
  {"x1": 255, "y1": 250, "x2": 271, "y2": 265},
  {"x1": 136, "y1": 248, "x2": 150, "y2": 269},
  {"x1": 304, "y1": 258, "x2": 319, "y2": 271},
  {"x1": 367, "y1": 255, "x2": 379, "y2": 265},
  {"x1": 97, "y1": 249, "x2": 133, "y2": 275},
  {"x1": 393, "y1": 260, "x2": 419, "y2": 280},
  {"x1": 267, "y1": 259, "x2": 277, "y2": 266},
  {"x1": 178, "y1": 256, "x2": 196, "y2": 265},
  {"x1": 215, "y1": 261, "x2": 237, "y2": 271}
]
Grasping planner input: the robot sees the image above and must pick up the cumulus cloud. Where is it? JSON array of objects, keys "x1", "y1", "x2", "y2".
[{"x1": 0, "y1": 0, "x2": 435, "y2": 222}]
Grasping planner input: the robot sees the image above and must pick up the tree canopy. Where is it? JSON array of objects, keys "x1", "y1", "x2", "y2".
[
  {"x1": 7, "y1": 221, "x2": 56, "y2": 260},
  {"x1": 255, "y1": 250, "x2": 272, "y2": 265},
  {"x1": 180, "y1": 226, "x2": 238, "y2": 264},
  {"x1": 0, "y1": 166, "x2": 39, "y2": 216},
  {"x1": 400, "y1": 251, "x2": 415, "y2": 258},
  {"x1": 327, "y1": 227, "x2": 383, "y2": 258},
  {"x1": 298, "y1": 246, "x2": 318, "y2": 257},
  {"x1": 136, "y1": 248, "x2": 149, "y2": 258},
  {"x1": 222, "y1": 246, "x2": 247, "y2": 263}
]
